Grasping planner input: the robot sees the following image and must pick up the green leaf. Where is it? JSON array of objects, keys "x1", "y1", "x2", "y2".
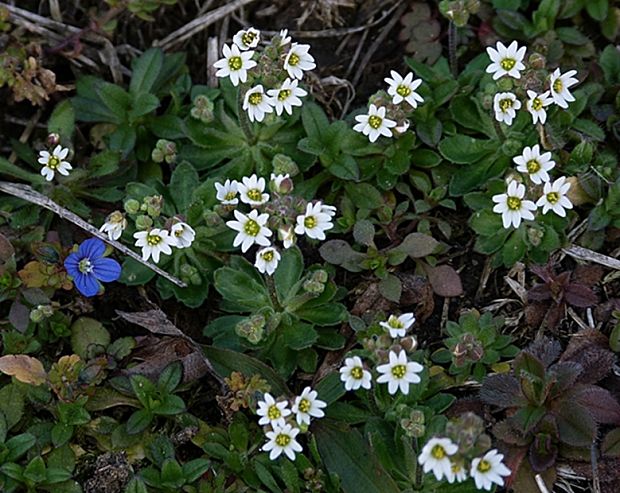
[
  {"x1": 98, "y1": 82, "x2": 131, "y2": 116},
  {"x1": 353, "y1": 220, "x2": 375, "y2": 247},
  {"x1": 602, "y1": 427, "x2": 620, "y2": 457},
  {"x1": 213, "y1": 266, "x2": 271, "y2": 312},
  {"x1": 128, "y1": 93, "x2": 160, "y2": 120},
  {"x1": 501, "y1": 228, "x2": 527, "y2": 267},
  {"x1": 281, "y1": 323, "x2": 319, "y2": 350},
  {"x1": 23, "y1": 456, "x2": 46, "y2": 483},
  {"x1": 108, "y1": 124, "x2": 137, "y2": 156},
  {"x1": 0, "y1": 156, "x2": 46, "y2": 184},
  {"x1": 126, "y1": 409, "x2": 153, "y2": 434},
  {"x1": 158, "y1": 361, "x2": 182, "y2": 393},
  {"x1": 169, "y1": 162, "x2": 199, "y2": 214},
  {"x1": 450, "y1": 95, "x2": 496, "y2": 138},
  {"x1": 6, "y1": 433, "x2": 36, "y2": 461},
  {"x1": 161, "y1": 459, "x2": 184, "y2": 486},
  {"x1": 391, "y1": 232, "x2": 439, "y2": 257},
  {"x1": 119, "y1": 258, "x2": 157, "y2": 286},
  {"x1": 438, "y1": 135, "x2": 496, "y2": 164},
  {"x1": 572, "y1": 119, "x2": 605, "y2": 141},
  {"x1": 410, "y1": 149, "x2": 442, "y2": 168},
  {"x1": 71, "y1": 317, "x2": 111, "y2": 359},
  {"x1": 302, "y1": 102, "x2": 330, "y2": 141},
  {"x1": 296, "y1": 303, "x2": 347, "y2": 326},
  {"x1": 344, "y1": 183, "x2": 384, "y2": 210},
  {"x1": 314, "y1": 421, "x2": 400, "y2": 493},
  {"x1": 555, "y1": 403, "x2": 596, "y2": 446},
  {"x1": 48, "y1": 100, "x2": 75, "y2": 141},
  {"x1": 586, "y1": 0, "x2": 608, "y2": 20},
  {"x1": 274, "y1": 247, "x2": 303, "y2": 304},
  {"x1": 51, "y1": 423, "x2": 74, "y2": 447},
  {"x1": 599, "y1": 45, "x2": 620, "y2": 85},
  {"x1": 328, "y1": 155, "x2": 360, "y2": 181},
  {"x1": 88, "y1": 150, "x2": 120, "y2": 177},
  {"x1": 183, "y1": 458, "x2": 210, "y2": 482},
  {"x1": 378, "y1": 274, "x2": 401, "y2": 302},
  {"x1": 0, "y1": 383, "x2": 25, "y2": 429},
  {"x1": 130, "y1": 48, "x2": 164, "y2": 96}
]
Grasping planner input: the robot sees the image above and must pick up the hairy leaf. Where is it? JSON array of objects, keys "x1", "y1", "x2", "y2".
[
  {"x1": 602, "y1": 428, "x2": 620, "y2": 457},
  {"x1": 573, "y1": 386, "x2": 620, "y2": 424},
  {"x1": 524, "y1": 337, "x2": 561, "y2": 368},
  {"x1": 479, "y1": 373, "x2": 523, "y2": 408},
  {"x1": 554, "y1": 402, "x2": 596, "y2": 447}
]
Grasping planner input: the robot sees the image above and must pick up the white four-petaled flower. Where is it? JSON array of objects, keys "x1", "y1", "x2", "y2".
[
  {"x1": 284, "y1": 43, "x2": 316, "y2": 79},
  {"x1": 133, "y1": 228, "x2": 174, "y2": 263},
  {"x1": 492, "y1": 181, "x2": 537, "y2": 229},
  {"x1": 255, "y1": 247, "x2": 281, "y2": 275},
  {"x1": 485, "y1": 40, "x2": 526, "y2": 80},
  {"x1": 353, "y1": 104, "x2": 397, "y2": 143},
  {"x1": 549, "y1": 68, "x2": 578, "y2": 109},
  {"x1": 493, "y1": 92, "x2": 521, "y2": 125},
  {"x1": 226, "y1": 209, "x2": 272, "y2": 253},
  {"x1": 384, "y1": 71, "x2": 424, "y2": 109},
  {"x1": 339, "y1": 356, "x2": 372, "y2": 391},
  {"x1": 233, "y1": 27, "x2": 260, "y2": 50},
  {"x1": 257, "y1": 393, "x2": 291, "y2": 426},
  {"x1": 262, "y1": 422, "x2": 303, "y2": 461},
  {"x1": 215, "y1": 179, "x2": 239, "y2": 205},
  {"x1": 243, "y1": 85, "x2": 274, "y2": 123},
  {"x1": 536, "y1": 176, "x2": 573, "y2": 217},
  {"x1": 470, "y1": 449, "x2": 511, "y2": 491},
  {"x1": 380, "y1": 313, "x2": 416, "y2": 338},
  {"x1": 213, "y1": 43, "x2": 257, "y2": 86},
  {"x1": 267, "y1": 78, "x2": 307, "y2": 116},
  {"x1": 513, "y1": 144, "x2": 555, "y2": 184},
  {"x1": 38, "y1": 145, "x2": 72, "y2": 181},
  {"x1": 376, "y1": 350, "x2": 424, "y2": 395},
  {"x1": 170, "y1": 222, "x2": 195, "y2": 248},
  {"x1": 295, "y1": 201, "x2": 334, "y2": 240},
  {"x1": 291, "y1": 387, "x2": 326, "y2": 426},
  {"x1": 238, "y1": 174, "x2": 269, "y2": 206},
  {"x1": 418, "y1": 437, "x2": 459, "y2": 482},
  {"x1": 526, "y1": 90, "x2": 553, "y2": 125}
]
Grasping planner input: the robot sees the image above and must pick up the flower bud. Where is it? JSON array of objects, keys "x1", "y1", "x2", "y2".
[
  {"x1": 311, "y1": 269, "x2": 328, "y2": 284},
  {"x1": 497, "y1": 77, "x2": 514, "y2": 92},
  {"x1": 528, "y1": 52, "x2": 546, "y2": 70},
  {"x1": 303, "y1": 280, "x2": 324, "y2": 295},
  {"x1": 272, "y1": 154, "x2": 299, "y2": 177},
  {"x1": 526, "y1": 226, "x2": 544, "y2": 247},
  {"x1": 190, "y1": 94, "x2": 215, "y2": 123},
  {"x1": 144, "y1": 195, "x2": 163, "y2": 217},
  {"x1": 152, "y1": 139, "x2": 177, "y2": 164},
  {"x1": 124, "y1": 199, "x2": 140, "y2": 214},
  {"x1": 270, "y1": 173, "x2": 294, "y2": 195},
  {"x1": 400, "y1": 335, "x2": 418, "y2": 352},
  {"x1": 47, "y1": 133, "x2": 60, "y2": 147},
  {"x1": 135, "y1": 215, "x2": 153, "y2": 230}
]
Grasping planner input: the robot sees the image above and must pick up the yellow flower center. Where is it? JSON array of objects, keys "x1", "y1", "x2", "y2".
[
  {"x1": 526, "y1": 159, "x2": 541, "y2": 173},
  {"x1": 500, "y1": 58, "x2": 516, "y2": 71},
  {"x1": 507, "y1": 196, "x2": 522, "y2": 211},
  {"x1": 241, "y1": 31, "x2": 256, "y2": 46},
  {"x1": 147, "y1": 234, "x2": 162, "y2": 246},
  {"x1": 278, "y1": 89, "x2": 291, "y2": 101},
  {"x1": 553, "y1": 78, "x2": 563, "y2": 93},
  {"x1": 391, "y1": 364, "x2": 406, "y2": 379},
  {"x1": 351, "y1": 367, "x2": 363, "y2": 379},
  {"x1": 532, "y1": 97, "x2": 543, "y2": 111},
  {"x1": 368, "y1": 115, "x2": 383, "y2": 129},
  {"x1": 304, "y1": 216, "x2": 317, "y2": 229},
  {"x1": 477, "y1": 460, "x2": 492, "y2": 473},
  {"x1": 48, "y1": 156, "x2": 60, "y2": 169},
  {"x1": 452, "y1": 463, "x2": 462, "y2": 473},
  {"x1": 244, "y1": 219, "x2": 260, "y2": 236},
  {"x1": 247, "y1": 189, "x2": 262, "y2": 202},
  {"x1": 288, "y1": 53, "x2": 300, "y2": 66},
  {"x1": 499, "y1": 98, "x2": 513, "y2": 112},
  {"x1": 228, "y1": 56, "x2": 242, "y2": 71},
  {"x1": 546, "y1": 191, "x2": 560, "y2": 204},
  {"x1": 396, "y1": 84, "x2": 411, "y2": 97},
  {"x1": 175, "y1": 228, "x2": 183, "y2": 237},
  {"x1": 267, "y1": 405, "x2": 281, "y2": 420},
  {"x1": 224, "y1": 191, "x2": 236, "y2": 201},
  {"x1": 275, "y1": 433, "x2": 291, "y2": 447},
  {"x1": 298, "y1": 398, "x2": 311, "y2": 413},
  {"x1": 261, "y1": 250, "x2": 274, "y2": 262},
  {"x1": 431, "y1": 444, "x2": 446, "y2": 459},
  {"x1": 388, "y1": 317, "x2": 404, "y2": 329},
  {"x1": 248, "y1": 92, "x2": 262, "y2": 106}
]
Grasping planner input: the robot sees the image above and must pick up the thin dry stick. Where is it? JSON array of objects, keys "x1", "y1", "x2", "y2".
[
  {"x1": 155, "y1": 0, "x2": 258, "y2": 50},
  {"x1": 0, "y1": 181, "x2": 187, "y2": 288},
  {"x1": 563, "y1": 244, "x2": 620, "y2": 271}
]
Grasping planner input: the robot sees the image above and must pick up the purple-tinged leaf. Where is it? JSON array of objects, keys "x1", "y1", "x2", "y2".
[
  {"x1": 553, "y1": 402, "x2": 597, "y2": 447},
  {"x1": 602, "y1": 428, "x2": 620, "y2": 457},
  {"x1": 564, "y1": 283, "x2": 598, "y2": 307},
  {"x1": 524, "y1": 338, "x2": 561, "y2": 368},
  {"x1": 573, "y1": 386, "x2": 620, "y2": 424},
  {"x1": 480, "y1": 373, "x2": 523, "y2": 408}
]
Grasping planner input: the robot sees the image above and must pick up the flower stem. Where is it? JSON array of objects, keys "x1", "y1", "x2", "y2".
[
  {"x1": 237, "y1": 87, "x2": 255, "y2": 144},
  {"x1": 448, "y1": 21, "x2": 458, "y2": 78},
  {"x1": 493, "y1": 119, "x2": 506, "y2": 141}
]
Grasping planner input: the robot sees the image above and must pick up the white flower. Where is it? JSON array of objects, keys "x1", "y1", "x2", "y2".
[
  {"x1": 513, "y1": 144, "x2": 555, "y2": 184},
  {"x1": 215, "y1": 179, "x2": 239, "y2": 205},
  {"x1": 284, "y1": 43, "x2": 316, "y2": 79},
  {"x1": 255, "y1": 247, "x2": 281, "y2": 275},
  {"x1": 526, "y1": 90, "x2": 553, "y2": 125},
  {"x1": 394, "y1": 120, "x2": 410, "y2": 134},
  {"x1": 262, "y1": 423, "x2": 303, "y2": 461},
  {"x1": 278, "y1": 226, "x2": 296, "y2": 249},
  {"x1": 38, "y1": 145, "x2": 72, "y2": 181},
  {"x1": 379, "y1": 313, "x2": 416, "y2": 338},
  {"x1": 133, "y1": 228, "x2": 174, "y2": 263},
  {"x1": 384, "y1": 71, "x2": 424, "y2": 108},
  {"x1": 492, "y1": 181, "x2": 537, "y2": 229},
  {"x1": 549, "y1": 68, "x2": 578, "y2": 109},
  {"x1": 278, "y1": 29, "x2": 292, "y2": 46},
  {"x1": 238, "y1": 174, "x2": 269, "y2": 206},
  {"x1": 233, "y1": 27, "x2": 260, "y2": 50},
  {"x1": 321, "y1": 204, "x2": 337, "y2": 217},
  {"x1": 226, "y1": 209, "x2": 272, "y2": 253},
  {"x1": 213, "y1": 43, "x2": 257, "y2": 86},
  {"x1": 256, "y1": 393, "x2": 291, "y2": 427},
  {"x1": 295, "y1": 201, "x2": 334, "y2": 240},
  {"x1": 353, "y1": 104, "x2": 397, "y2": 143},
  {"x1": 494, "y1": 92, "x2": 521, "y2": 125},
  {"x1": 339, "y1": 356, "x2": 372, "y2": 391},
  {"x1": 536, "y1": 176, "x2": 573, "y2": 217},
  {"x1": 376, "y1": 350, "x2": 424, "y2": 395},
  {"x1": 170, "y1": 222, "x2": 195, "y2": 248},
  {"x1": 291, "y1": 387, "x2": 326, "y2": 426},
  {"x1": 418, "y1": 437, "x2": 459, "y2": 482},
  {"x1": 243, "y1": 85, "x2": 274, "y2": 123},
  {"x1": 448, "y1": 462, "x2": 468, "y2": 483},
  {"x1": 471, "y1": 449, "x2": 511, "y2": 491},
  {"x1": 485, "y1": 40, "x2": 526, "y2": 80},
  {"x1": 267, "y1": 78, "x2": 307, "y2": 116},
  {"x1": 99, "y1": 211, "x2": 127, "y2": 241}
]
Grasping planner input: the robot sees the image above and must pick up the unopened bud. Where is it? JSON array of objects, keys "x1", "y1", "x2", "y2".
[
  {"x1": 191, "y1": 95, "x2": 215, "y2": 123},
  {"x1": 270, "y1": 173, "x2": 294, "y2": 194},
  {"x1": 143, "y1": 195, "x2": 163, "y2": 217},
  {"x1": 497, "y1": 77, "x2": 514, "y2": 92},
  {"x1": 527, "y1": 226, "x2": 544, "y2": 247},
  {"x1": 311, "y1": 269, "x2": 328, "y2": 284},
  {"x1": 272, "y1": 154, "x2": 299, "y2": 177},
  {"x1": 135, "y1": 215, "x2": 153, "y2": 230},
  {"x1": 47, "y1": 133, "x2": 60, "y2": 147},
  {"x1": 400, "y1": 336, "x2": 418, "y2": 352},
  {"x1": 124, "y1": 199, "x2": 140, "y2": 214},
  {"x1": 303, "y1": 280, "x2": 324, "y2": 295},
  {"x1": 528, "y1": 52, "x2": 546, "y2": 70}
]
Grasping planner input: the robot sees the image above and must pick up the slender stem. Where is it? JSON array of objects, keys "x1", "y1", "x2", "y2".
[
  {"x1": 448, "y1": 21, "x2": 458, "y2": 78},
  {"x1": 237, "y1": 87, "x2": 255, "y2": 144},
  {"x1": 493, "y1": 118, "x2": 506, "y2": 141}
]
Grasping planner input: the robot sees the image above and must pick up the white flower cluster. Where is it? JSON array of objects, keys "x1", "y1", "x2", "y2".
[
  {"x1": 340, "y1": 312, "x2": 423, "y2": 395},
  {"x1": 492, "y1": 144, "x2": 573, "y2": 229},
  {"x1": 38, "y1": 145, "x2": 73, "y2": 181},
  {"x1": 486, "y1": 40, "x2": 579, "y2": 125},
  {"x1": 218, "y1": 173, "x2": 335, "y2": 274},
  {"x1": 418, "y1": 437, "x2": 510, "y2": 490},
  {"x1": 214, "y1": 28, "x2": 312, "y2": 122},
  {"x1": 131, "y1": 221, "x2": 196, "y2": 263},
  {"x1": 257, "y1": 387, "x2": 326, "y2": 461},
  {"x1": 353, "y1": 71, "x2": 424, "y2": 142}
]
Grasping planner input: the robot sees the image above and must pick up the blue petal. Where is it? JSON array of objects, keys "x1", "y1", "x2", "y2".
[
  {"x1": 64, "y1": 253, "x2": 82, "y2": 278},
  {"x1": 92, "y1": 257, "x2": 122, "y2": 283},
  {"x1": 74, "y1": 272, "x2": 100, "y2": 297},
  {"x1": 78, "y1": 238, "x2": 105, "y2": 260}
]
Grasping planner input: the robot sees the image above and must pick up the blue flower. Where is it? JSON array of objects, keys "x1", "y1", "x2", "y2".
[{"x1": 64, "y1": 238, "x2": 121, "y2": 297}]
